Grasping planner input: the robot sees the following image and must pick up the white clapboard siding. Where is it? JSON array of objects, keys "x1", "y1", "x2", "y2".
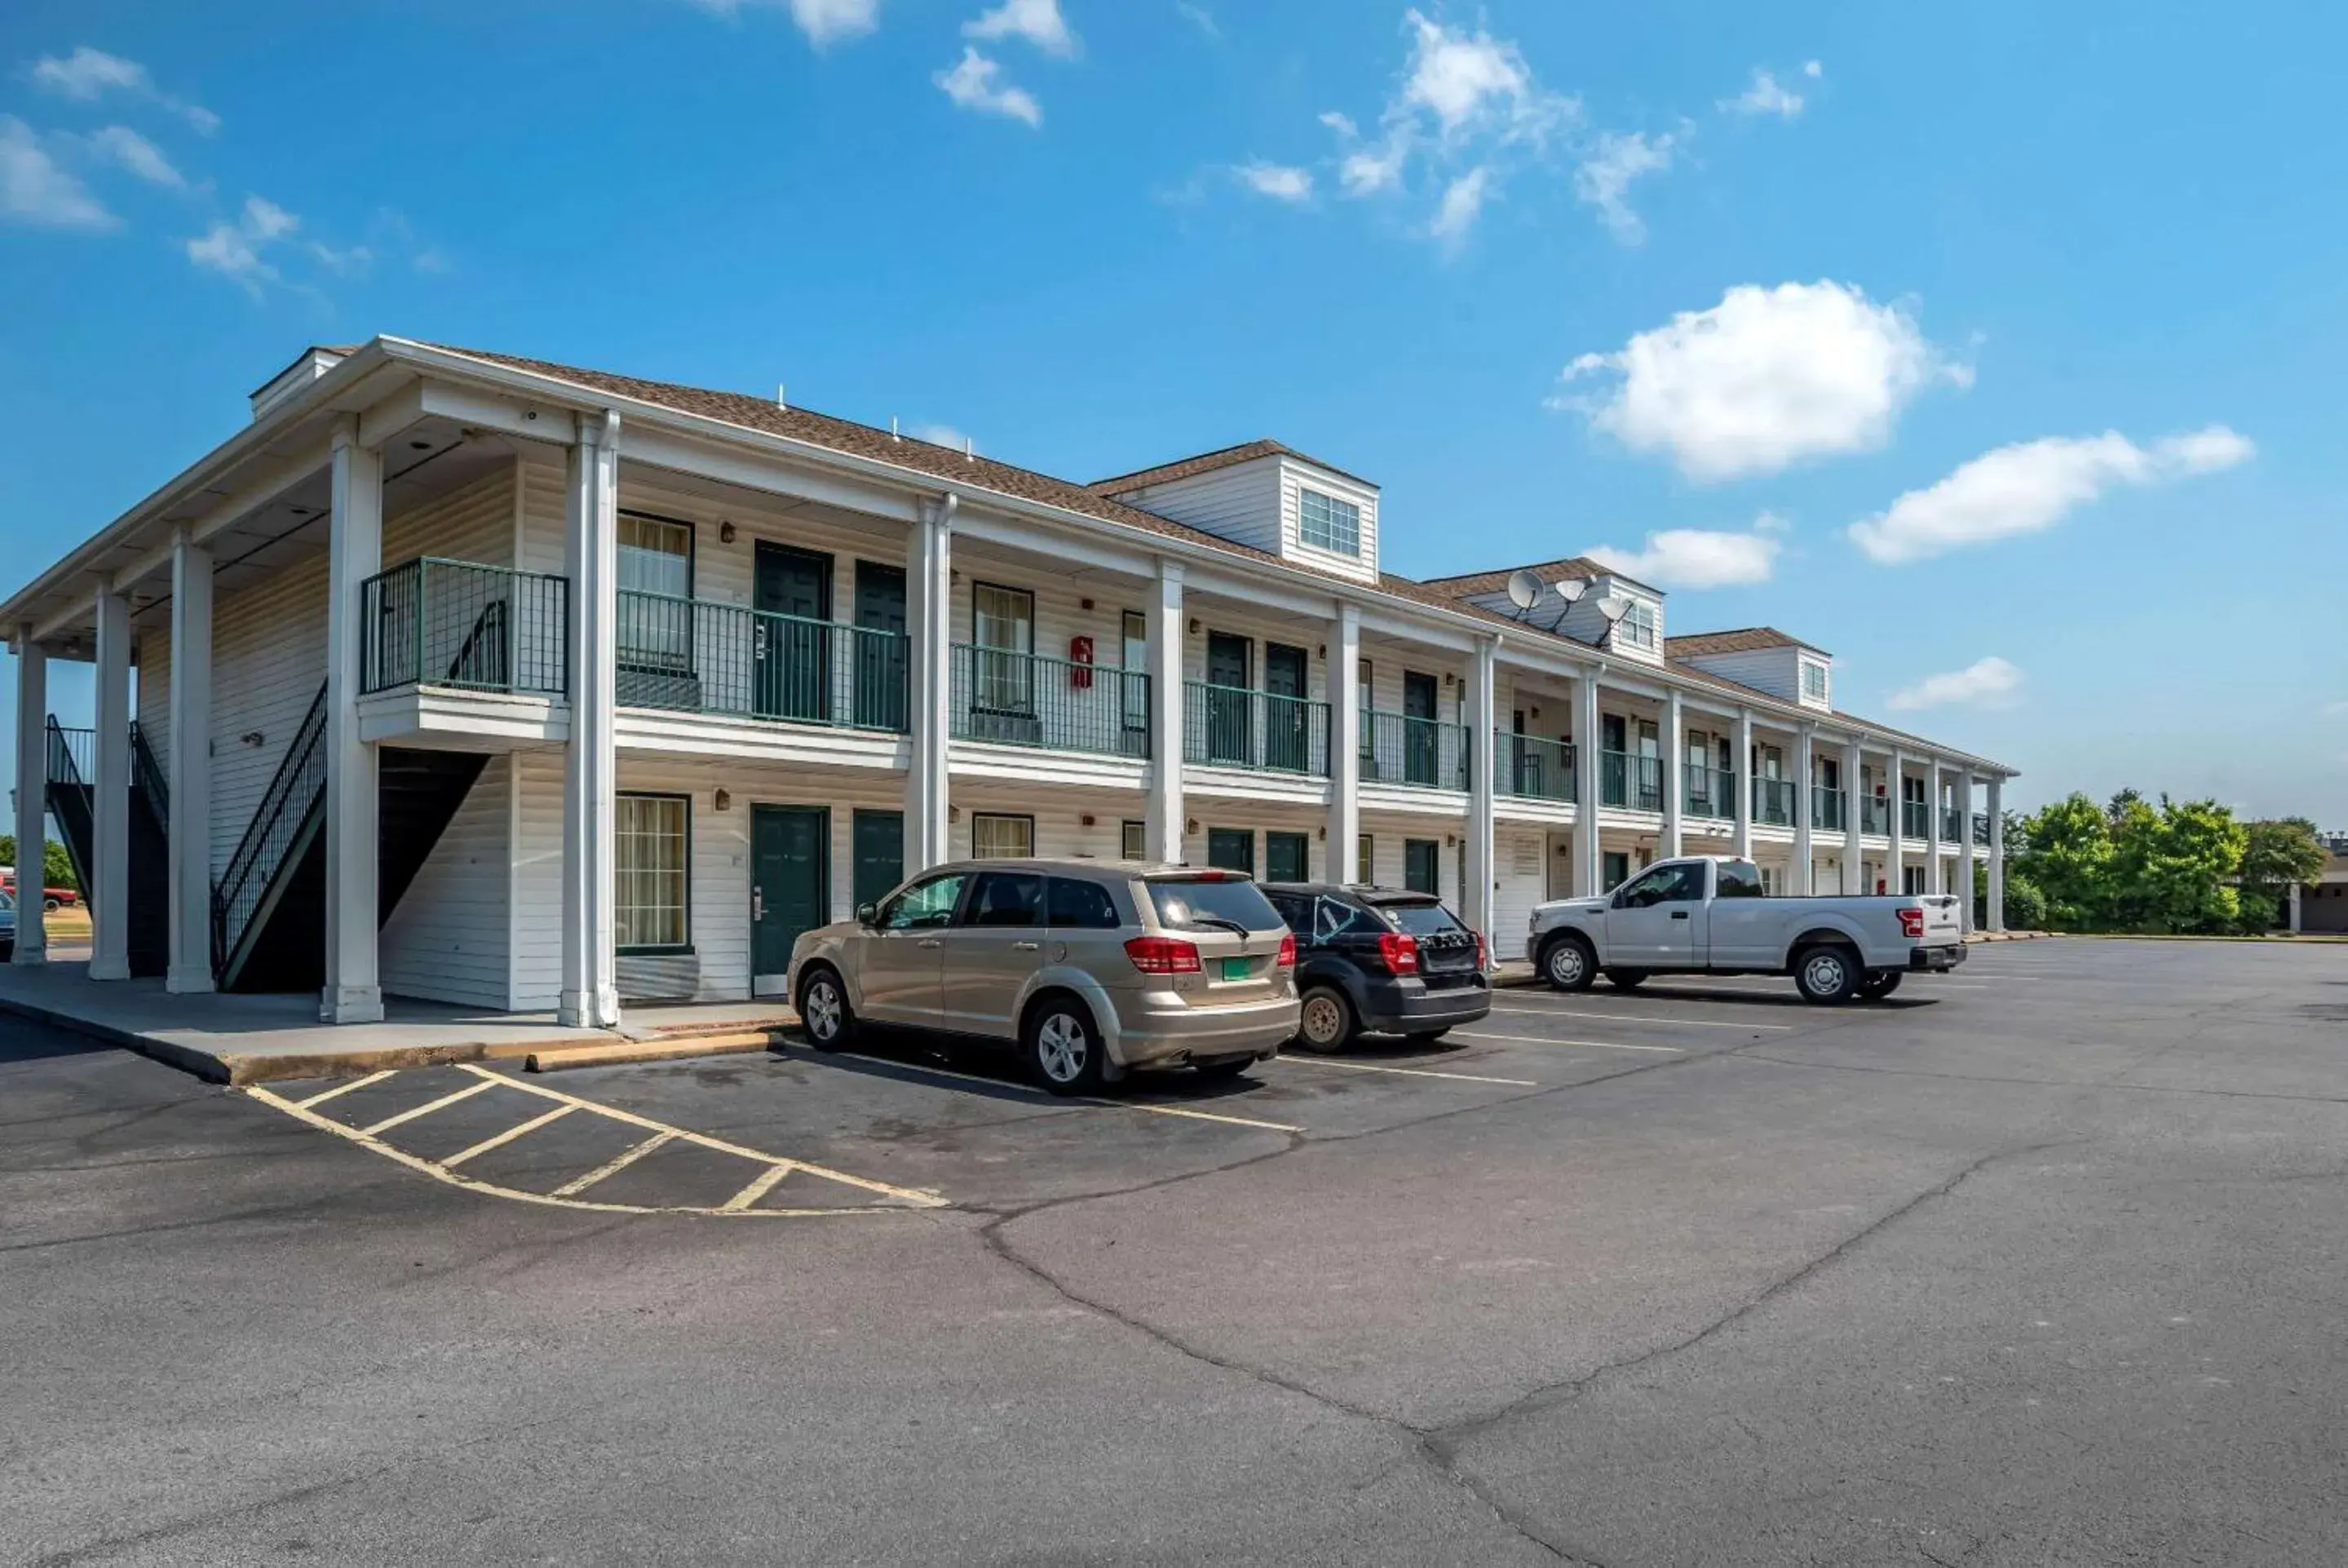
[
  {"x1": 1276, "y1": 459, "x2": 1380, "y2": 584},
  {"x1": 135, "y1": 615, "x2": 170, "y2": 761},
  {"x1": 1108, "y1": 457, "x2": 1284, "y2": 555},
  {"x1": 511, "y1": 749, "x2": 567, "y2": 1010},
  {"x1": 1681, "y1": 647, "x2": 1802, "y2": 704},
  {"x1": 380, "y1": 753, "x2": 512, "y2": 1008}
]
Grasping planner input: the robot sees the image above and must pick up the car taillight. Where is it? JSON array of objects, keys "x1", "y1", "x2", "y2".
[
  {"x1": 1125, "y1": 935, "x2": 1202, "y2": 974},
  {"x1": 1898, "y1": 907, "x2": 1925, "y2": 939},
  {"x1": 1276, "y1": 933, "x2": 1297, "y2": 968},
  {"x1": 1474, "y1": 930, "x2": 1488, "y2": 972},
  {"x1": 1377, "y1": 931, "x2": 1421, "y2": 975}
]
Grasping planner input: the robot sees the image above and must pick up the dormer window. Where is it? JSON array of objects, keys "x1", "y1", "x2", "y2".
[
  {"x1": 1801, "y1": 660, "x2": 1829, "y2": 703},
  {"x1": 1618, "y1": 600, "x2": 1659, "y2": 651},
  {"x1": 1298, "y1": 488, "x2": 1360, "y2": 558}
]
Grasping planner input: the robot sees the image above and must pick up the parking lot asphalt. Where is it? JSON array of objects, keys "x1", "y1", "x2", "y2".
[{"x1": 5, "y1": 939, "x2": 2346, "y2": 1566}]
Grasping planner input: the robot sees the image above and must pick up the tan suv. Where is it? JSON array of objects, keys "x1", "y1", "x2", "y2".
[{"x1": 787, "y1": 859, "x2": 1299, "y2": 1093}]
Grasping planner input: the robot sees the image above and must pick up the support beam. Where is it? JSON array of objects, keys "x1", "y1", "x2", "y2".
[
  {"x1": 1326, "y1": 603, "x2": 1360, "y2": 882},
  {"x1": 166, "y1": 531, "x2": 214, "y2": 992},
  {"x1": 321, "y1": 420, "x2": 384, "y2": 1023},
  {"x1": 89, "y1": 590, "x2": 132, "y2": 981},
  {"x1": 1574, "y1": 675, "x2": 1600, "y2": 896},
  {"x1": 1793, "y1": 722, "x2": 1815, "y2": 894},
  {"x1": 1144, "y1": 559, "x2": 1186, "y2": 864},
  {"x1": 1987, "y1": 777, "x2": 2005, "y2": 931},
  {"x1": 559, "y1": 410, "x2": 621, "y2": 1031},
  {"x1": 1463, "y1": 637, "x2": 1497, "y2": 946},
  {"x1": 1660, "y1": 688, "x2": 1683, "y2": 859},
  {"x1": 11, "y1": 629, "x2": 46, "y2": 965},
  {"x1": 1731, "y1": 708, "x2": 1755, "y2": 862},
  {"x1": 1954, "y1": 768, "x2": 1976, "y2": 934},
  {"x1": 1887, "y1": 749, "x2": 1907, "y2": 897},
  {"x1": 1840, "y1": 735, "x2": 1864, "y2": 894},
  {"x1": 1924, "y1": 759, "x2": 1945, "y2": 897},
  {"x1": 904, "y1": 496, "x2": 955, "y2": 872}
]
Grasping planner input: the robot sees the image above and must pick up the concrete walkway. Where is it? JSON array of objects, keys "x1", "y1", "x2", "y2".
[{"x1": 0, "y1": 961, "x2": 796, "y2": 1084}]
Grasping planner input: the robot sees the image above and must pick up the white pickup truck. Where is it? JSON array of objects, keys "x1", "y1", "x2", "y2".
[{"x1": 1528, "y1": 855, "x2": 1966, "y2": 1004}]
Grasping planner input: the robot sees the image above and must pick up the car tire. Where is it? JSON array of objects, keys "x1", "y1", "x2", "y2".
[
  {"x1": 1024, "y1": 996, "x2": 1106, "y2": 1096},
  {"x1": 1294, "y1": 985, "x2": 1357, "y2": 1054},
  {"x1": 1192, "y1": 1057, "x2": 1254, "y2": 1082},
  {"x1": 1858, "y1": 970, "x2": 1904, "y2": 1000},
  {"x1": 1539, "y1": 933, "x2": 1598, "y2": 992},
  {"x1": 796, "y1": 966, "x2": 856, "y2": 1050},
  {"x1": 42, "y1": 898, "x2": 60, "y2": 913},
  {"x1": 1607, "y1": 969, "x2": 1649, "y2": 991},
  {"x1": 1793, "y1": 943, "x2": 1861, "y2": 1005}
]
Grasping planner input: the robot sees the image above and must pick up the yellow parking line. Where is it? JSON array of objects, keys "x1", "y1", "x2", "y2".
[
  {"x1": 719, "y1": 1163, "x2": 798, "y2": 1213},
  {"x1": 550, "y1": 1131, "x2": 676, "y2": 1197},
  {"x1": 359, "y1": 1078, "x2": 499, "y2": 1136},
  {"x1": 443, "y1": 1103, "x2": 577, "y2": 1169},
  {"x1": 1488, "y1": 1004, "x2": 1792, "y2": 1031},
  {"x1": 294, "y1": 1070, "x2": 396, "y2": 1109},
  {"x1": 1453, "y1": 1031, "x2": 1685, "y2": 1054},
  {"x1": 1274, "y1": 1057, "x2": 1537, "y2": 1088}
]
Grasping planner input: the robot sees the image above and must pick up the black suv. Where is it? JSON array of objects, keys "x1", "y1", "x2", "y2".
[{"x1": 1259, "y1": 884, "x2": 1491, "y2": 1053}]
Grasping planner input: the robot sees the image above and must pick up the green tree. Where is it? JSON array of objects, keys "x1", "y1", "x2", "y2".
[
  {"x1": 2108, "y1": 795, "x2": 2245, "y2": 933},
  {"x1": 0, "y1": 835, "x2": 78, "y2": 894},
  {"x1": 2235, "y1": 817, "x2": 2328, "y2": 932},
  {"x1": 2015, "y1": 793, "x2": 2114, "y2": 930}
]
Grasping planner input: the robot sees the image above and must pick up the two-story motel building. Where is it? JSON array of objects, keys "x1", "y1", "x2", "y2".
[{"x1": 2, "y1": 339, "x2": 2014, "y2": 1027}]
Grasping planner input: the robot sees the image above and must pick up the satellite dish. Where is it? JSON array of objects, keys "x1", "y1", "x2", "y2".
[
  {"x1": 1595, "y1": 594, "x2": 1633, "y2": 625},
  {"x1": 1505, "y1": 569, "x2": 1544, "y2": 613},
  {"x1": 1551, "y1": 577, "x2": 1589, "y2": 606}
]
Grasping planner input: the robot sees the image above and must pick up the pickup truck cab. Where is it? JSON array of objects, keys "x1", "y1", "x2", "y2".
[{"x1": 1529, "y1": 855, "x2": 1965, "y2": 1004}]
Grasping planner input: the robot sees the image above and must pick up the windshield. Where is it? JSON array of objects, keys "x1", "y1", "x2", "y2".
[
  {"x1": 1378, "y1": 900, "x2": 1463, "y2": 935},
  {"x1": 1147, "y1": 876, "x2": 1283, "y2": 934}
]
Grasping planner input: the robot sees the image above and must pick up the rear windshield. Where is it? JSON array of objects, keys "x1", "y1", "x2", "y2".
[
  {"x1": 1147, "y1": 876, "x2": 1283, "y2": 934},
  {"x1": 1377, "y1": 900, "x2": 1464, "y2": 936}
]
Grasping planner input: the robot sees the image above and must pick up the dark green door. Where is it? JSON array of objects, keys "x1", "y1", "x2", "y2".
[
  {"x1": 755, "y1": 543, "x2": 832, "y2": 723},
  {"x1": 1403, "y1": 670, "x2": 1439, "y2": 787},
  {"x1": 1204, "y1": 632, "x2": 1251, "y2": 765},
  {"x1": 851, "y1": 809, "x2": 904, "y2": 912},
  {"x1": 1207, "y1": 828, "x2": 1254, "y2": 875},
  {"x1": 1266, "y1": 831, "x2": 1309, "y2": 884},
  {"x1": 1404, "y1": 838, "x2": 1439, "y2": 895},
  {"x1": 852, "y1": 562, "x2": 907, "y2": 732},
  {"x1": 1264, "y1": 643, "x2": 1309, "y2": 773},
  {"x1": 752, "y1": 805, "x2": 829, "y2": 990}
]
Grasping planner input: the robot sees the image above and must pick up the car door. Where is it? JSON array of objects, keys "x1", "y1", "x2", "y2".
[
  {"x1": 938, "y1": 869, "x2": 1047, "y2": 1037},
  {"x1": 856, "y1": 870, "x2": 967, "y2": 1023},
  {"x1": 1603, "y1": 862, "x2": 1705, "y2": 966},
  {"x1": 1046, "y1": 874, "x2": 1130, "y2": 994}
]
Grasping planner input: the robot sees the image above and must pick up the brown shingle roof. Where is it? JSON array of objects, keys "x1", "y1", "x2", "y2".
[
  {"x1": 1419, "y1": 556, "x2": 1619, "y2": 599},
  {"x1": 1667, "y1": 627, "x2": 1826, "y2": 658},
  {"x1": 1089, "y1": 439, "x2": 1373, "y2": 495}
]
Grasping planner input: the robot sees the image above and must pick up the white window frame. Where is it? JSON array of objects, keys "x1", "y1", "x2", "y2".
[
  {"x1": 1619, "y1": 601, "x2": 1659, "y2": 651},
  {"x1": 1298, "y1": 487, "x2": 1360, "y2": 558},
  {"x1": 1801, "y1": 660, "x2": 1829, "y2": 703},
  {"x1": 971, "y1": 813, "x2": 1035, "y2": 859},
  {"x1": 615, "y1": 793, "x2": 690, "y2": 953}
]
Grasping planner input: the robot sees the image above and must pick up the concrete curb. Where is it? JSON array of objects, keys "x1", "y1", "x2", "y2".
[
  {"x1": 0, "y1": 988, "x2": 234, "y2": 1082},
  {"x1": 524, "y1": 1031, "x2": 785, "y2": 1073}
]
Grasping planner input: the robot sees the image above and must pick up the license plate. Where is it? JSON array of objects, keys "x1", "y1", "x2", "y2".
[{"x1": 1220, "y1": 956, "x2": 1252, "y2": 981}]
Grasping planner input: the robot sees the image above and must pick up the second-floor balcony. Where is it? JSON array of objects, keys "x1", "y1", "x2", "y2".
[
  {"x1": 1684, "y1": 763, "x2": 1735, "y2": 820},
  {"x1": 617, "y1": 590, "x2": 909, "y2": 732},
  {"x1": 951, "y1": 644, "x2": 1147, "y2": 759},
  {"x1": 1944, "y1": 807, "x2": 1966, "y2": 843},
  {"x1": 1183, "y1": 683, "x2": 1330, "y2": 775},
  {"x1": 1497, "y1": 733, "x2": 1575, "y2": 803},
  {"x1": 1363, "y1": 709, "x2": 1469, "y2": 792},
  {"x1": 1813, "y1": 786, "x2": 1847, "y2": 833},
  {"x1": 1754, "y1": 777, "x2": 1796, "y2": 828},
  {"x1": 1860, "y1": 796, "x2": 1891, "y2": 837},
  {"x1": 361, "y1": 559, "x2": 569, "y2": 698},
  {"x1": 1902, "y1": 800, "x2": 1931, "y2": 840},
  {"x1": 1601, "y1": 750, "x2": 1662, "y2": 811}
]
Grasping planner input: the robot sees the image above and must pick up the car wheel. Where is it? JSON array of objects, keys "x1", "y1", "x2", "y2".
[
  {"x1": 1192, "y1": 1057, "x2": 1254, "y2": 1082},
  {"x1": 1858, "y1": 970, "x2": 1904, "y2": 1000},
  {"x1": 1607, "y1": 969, "x2": 1649, "y2": 991},
  {"x1": 796, "y1": 966, "x2": 856, "y2": 1050},
  {"x1": 1294, "y1": 985, "x2": 1356, "y2": 1054},
  {"x1": 1794, "y1": 944, "x2": 1861, "y2": 1005},
  {"x1": 1024, "y1": 997, "x2": 1105, "y2": 1095},
  {"x1": 1540, "y1": 934, "x2": 1598, "y2": 992},
  {"x1": 42, "y1": 898, "x2": 60, "y2": 913}
]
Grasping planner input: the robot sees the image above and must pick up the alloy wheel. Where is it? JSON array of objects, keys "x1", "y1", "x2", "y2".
[
  {"x1": 803, "y1": 978, "x2": 842, "y2": 1042},
  {"x1": 1301, "y1": 994, "x2": 1346, "y2": 1049},
  {"x1": 1037, "y1": 1011, "x2": 1089, "y2": 1084}
]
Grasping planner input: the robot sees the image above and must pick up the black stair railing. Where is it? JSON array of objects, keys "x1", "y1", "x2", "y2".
[
  {"x1": 211, "y1": 683, "x2": 329, "y2": 979},
  {"x1": 46, "y1": 718, "x2": 93, "y2": 789},
  {"x1": 130, "y1": 721, "x2": 169, "y2": 819}
]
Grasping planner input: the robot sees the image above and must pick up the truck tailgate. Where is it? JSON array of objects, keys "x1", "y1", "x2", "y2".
[{"x1": 1918, "y1": 895, "x2": 1962, "y2": 944}]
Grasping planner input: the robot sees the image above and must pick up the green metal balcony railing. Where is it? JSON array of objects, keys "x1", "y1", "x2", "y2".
[
  {"x1": 1362, "y1": 709, "x2": 1469, "y2": 791},
  {"x1": 1944, "y1": 807, "x2": 1966, "y2": 843},
  {"x1": 1683, "y1": 764, "x2": 1736, "y2": 820},
  {"x1": 618, "y1": 590, "x2": 909, "y2": 732},
  {"x1": 1601, "y1": 750, "x2": 1663, "y2": 811},
  {"x1": 1902, "y1": 801, "x2": 1931, "y2": 840},
  {"x1": 951, "y1": 644, "x2": 1148, "y2": 759},
  {"x1": 1183, "y1": 683, "x2": 1330, "y2": 775},
  {"x1": 1813, "y1": 786, "x2": 1847, "y2": 833},
  {"x1": 361, "y1": 559, "x2": 568, "y2": 697},
  {"x1": 1754, "y1": 777, "x2": 1796, "y2": 828},
  {"x1": 1497, "y1": 733, "x2": 1574, "y2": 802},
  {"x1": 1860, "y1": 796, "x2": 1891, "y2": 837},
  {"x1": 1974, "y1": 811, "x2": 1992, "y2": 846}
]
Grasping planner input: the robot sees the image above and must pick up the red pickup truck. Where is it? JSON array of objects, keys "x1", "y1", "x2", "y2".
[{"x1": 0, "y1": 874, "x2": 77, "y2": 912}]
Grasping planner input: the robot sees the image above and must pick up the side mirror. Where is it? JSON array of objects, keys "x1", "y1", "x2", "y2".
[{"x1": 856, "y1": 902, "x2": 878, "y2": 927}]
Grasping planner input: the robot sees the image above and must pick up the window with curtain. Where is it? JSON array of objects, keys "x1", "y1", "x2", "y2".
[
  {"x1": 617, "y1": 514, "x2": 692, "y2": 671},
  {"x1": 972, "y1": 583, "x2": 1034, "y2": 713},
  {"x1": 1121, "y1": 609, "x2": 1148, "y2": 732},
  {"x1": 616, "y1": 794, "x2": 689, "y2": 951},
  {"x1": 971, "y1": 813, "x2": 1034, "y2": 859},
  {"x1": 1121, "y1": 819, "x2": 1147, "y2": 860}
]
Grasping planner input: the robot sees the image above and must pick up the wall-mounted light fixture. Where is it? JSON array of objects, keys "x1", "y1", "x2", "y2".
[
  {"x1": 239, "y1": 731, "x2": 265, "y2": 749},
  {"x1": 1187, "y1": 617, "x2": 1201, "y2": 636},
  {"x1": 1080, "y1": 813, "x2": 1096, "y2": 828},
  {"x1": 713, "y1": 788, "x2": 732, "y2": 811},
  {"x1": 1185, "y1": 818, "x2": 1200, "y2": 835},
  {"x1": 719, "y1": 521, "x2": 737, "y2": 544},
  {"x1": 1080, "y1": 598, "x2": 1094, "y2": 612},
  {"x1": 948, "y1": 806, "x2": 962, "y2": 824}
]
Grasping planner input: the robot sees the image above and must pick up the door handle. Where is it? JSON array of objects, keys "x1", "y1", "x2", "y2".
[
  {"x1": 1013, "y1": 940, "x2": 1041, "y2": 952},
  {"x1": 752, "y1": 886, "x2": 763, "y2": 922},
  {"x1": 918, "y1": 939, "x2": 943, "y2": 949},
  {"x1": 1670, "y1": 911, "x2": 1690, "y2": 921}
]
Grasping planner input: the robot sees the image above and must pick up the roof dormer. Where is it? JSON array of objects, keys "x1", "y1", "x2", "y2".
[
  {"x1": 1667, "y1": 628, "x2": 1833, "y2": 709},
  {"x1": 1090, "y1": 439, "x2": 1380, "y2": 585},
  {"x1": 1422, "y1": 556, "x2": 1668, "y2": 667}
]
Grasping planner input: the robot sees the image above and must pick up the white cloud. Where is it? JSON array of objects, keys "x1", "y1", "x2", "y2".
[
  {"x1": 1573, "y1": 127, "x2": 1678, "y2": 244},
  {"x1": 1559, "y1": 280, "x2": 1969, "y2": 482},
  {"x1": 307, "y1": 241, "x2": 374, "y2": 275},
  {"x1": 186, "y1": 194, "x2": 300, "y2": 294},
  {"x1": 965, "y1": 0, "x2": 1077, "y2": 57},
  {"x1": 1430, "y1": 165, "x2": 1491, "y2": 246},
  {"x1": 0, "y1": 116, "x2": 116, "y2": 230},
  {"x1": 1803, "y1": 60, "x2": 1824, "y2": 78},
  {"x1": 86, "y1": 125, "x2": 184, "y2": 188},
  {"x1": 1319, "y1": 110, "x2": 1358, "y2": 139},
  {"x1": 32, "y1": 46, "x2": 218, "y2": 134},
  {"x1": 1588, "y1": 523, "x2": 1783, "y2": 589},
  {"x1": 934, "y1": 48, "x2": 1042, "y2": 126},
  {"x1": 1887, "y1": 656, "x2": 2025, "y2": 712},
  {"x1": 910, "y1": 423, "x2": 976, "y2": 454},
  {"x1": 1176, "y1": 2, "x2": 1219, "y2": 38},
  {"x1": 1400, "y1": 9, "x2": 1554, "y2": 140},
  {"x1": 1849, "y1": 426, "x2": 2255, "y2": 564},
  {"x1": 1723, "y1": 68, "x2": 1804, "y2": 119},
  {"x1": 690, "y1": 0, "x2": 881, "y2": 45},
  {"x1": 1236, "y1": 161, "x2": 1313, "y2": 202}
]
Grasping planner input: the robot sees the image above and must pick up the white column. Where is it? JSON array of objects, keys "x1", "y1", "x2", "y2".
[
  {"x1": 11, "y1": 629, "x2": 46, "y2": 965},
  {"x1": 1660, "y1": 688, "x2": 1684, "y2": 859},
  {"x1": 1463, "y1": 637, "x2": 1497, "y2": 943},
  {"x1": 1840, "y1": 735, "x2": 1864, "y2": 894},
  {"x1": 1143, "y1": 559, "x2": 1186, "y2": 864},
  {"x1": 322, "y1": 422, "x2": 384, "y2": 1022},
  {"x1": 1326, "y1": 603, "x2": 1360, "y2": 882},
  {"x1": 1924, "y1": 759, "x2": 1945, "y2": 897},
  {"x1": 904, "y1": 495, "x2": 955, "y2": 872},
  {"x1": 559, "y1": 410, "x2": 621, "y2": 1030},
  {"x1": 1574, "y1": 672, "x2": 1601, "y2": 896},
  {"x1": 1987, "y1": 777, "x2": 2005, "y2": 930},
  {"x1": 1954, "y1": 768, "x2": 1976, "y2": 934},
  {"x1": 1731, "y1": 708, "x2": 1755, "y2": 862},
  {"x1": 2288, "y1": 882, "x2": 2302, "y2": 935},
  {"x1": 165, "y1": 531, "x2": 214, "y2": 992},
  {"x1": 1793, "y1": 722, "x2": 1815, "y2": 894},
  {"x1": 88, "y1": 590, "x2": 133, "y2": 980},
  {"x1": 1886, "y1": 749, "x2": 1907, "y2": 896}
]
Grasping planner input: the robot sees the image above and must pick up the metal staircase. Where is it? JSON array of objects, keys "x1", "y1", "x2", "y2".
[{"x1": 44, "y1": 719, "x2": 170, "y2": 976}]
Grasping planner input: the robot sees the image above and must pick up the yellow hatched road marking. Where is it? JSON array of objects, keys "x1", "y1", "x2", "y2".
[
  {"x1": 1273, "y1": 1057, "x2": 1537, "y2": 1088},
  {"x1": 443, "y1": 1104, "x2": 577, "y2": 1169},
  {"x1": 719, "y1": 1164, "x2": 798, "y2": 1213},
  {"x1": 1453, "y1": 1031, "x2": 1686, "y2": 1054},
  {"x1": 294, "y1": 1070, "x2": 396, "y2": 1109},
  {"x1": 550, "y1": 1131, "x2": 675, "y2": 1198},
  {"x1": 359, "y1": 1078, "x2": 498, "y2": 1136}
]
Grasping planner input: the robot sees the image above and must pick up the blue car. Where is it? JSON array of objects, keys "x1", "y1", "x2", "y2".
[{"x1": 0, "y1": 890, "x2": 15, "y2": 961}]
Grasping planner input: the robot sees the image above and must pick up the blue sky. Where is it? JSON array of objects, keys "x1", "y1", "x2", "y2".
[{"x1": 3, "y1": 0, "x2": 2341, "y2": 824}]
